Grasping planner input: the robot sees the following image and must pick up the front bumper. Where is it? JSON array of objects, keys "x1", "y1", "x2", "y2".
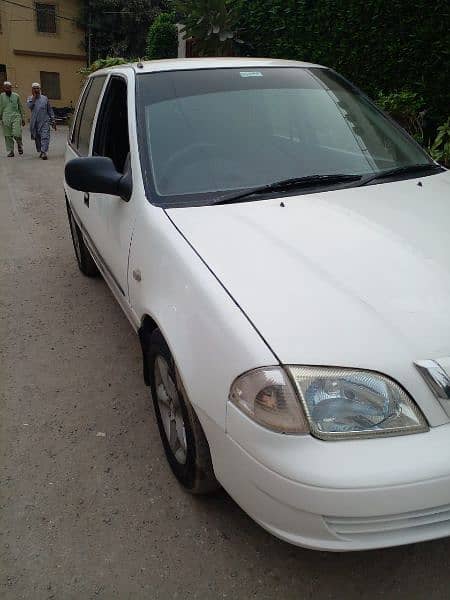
[{"x1": 212, "y1": 404, "x2": 450, "y2": 551}]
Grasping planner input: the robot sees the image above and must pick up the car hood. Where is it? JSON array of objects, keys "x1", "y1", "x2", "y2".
[{"x1": 167, "y1": 172, "x2": 450, "y2": 387}]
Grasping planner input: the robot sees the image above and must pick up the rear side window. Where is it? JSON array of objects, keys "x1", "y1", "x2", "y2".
[
  {"x1": 72, "y1": 75, "x2": 106, "y2": 156},
  {"x1": 70, "y1": 80, "x2": 91, "y2": 148}
]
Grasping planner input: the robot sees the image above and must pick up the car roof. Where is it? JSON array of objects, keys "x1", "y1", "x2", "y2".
[{"x1": 90, "y1": 57, "x2": 326, "y2": 77}]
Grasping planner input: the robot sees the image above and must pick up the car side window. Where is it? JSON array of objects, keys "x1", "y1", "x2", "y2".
[
  {"x1": 76, "y1": 75, "x2": 106, "y2": 157},
  {"x1": 70, "y1": 79, "x2": 91, "y2": 149},
  {"x1": 92, "y1": 76, "x2": 130, "y2": 174}
]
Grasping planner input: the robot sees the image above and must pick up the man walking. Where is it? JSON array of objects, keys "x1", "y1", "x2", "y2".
[
  {"x1": 0, "y1": 81, "x2": 25, "y2": 157},
  {"x1": 27, "y1": 82, "x2": 56, "y2": 160}
]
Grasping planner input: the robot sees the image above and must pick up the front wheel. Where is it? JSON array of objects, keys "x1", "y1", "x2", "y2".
[{"x1": 146, "y1": 329, "x2": 220, "y2": 494}]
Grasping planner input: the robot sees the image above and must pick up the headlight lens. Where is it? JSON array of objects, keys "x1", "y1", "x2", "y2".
[
  {"x1": 229, "y1": 367, "x2": 309, "y2": 434},
  {"x1": 288, "y1": 366, "x2": 428, "y2": 440}
]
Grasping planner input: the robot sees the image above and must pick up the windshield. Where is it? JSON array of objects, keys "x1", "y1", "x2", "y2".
[{"x1": 136, "y1": 67, "x2": 433, "y2": 207}]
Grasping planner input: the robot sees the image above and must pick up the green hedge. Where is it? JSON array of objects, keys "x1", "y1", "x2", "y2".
[
  {"x1": 146, "y1": 12, "x2": 178, "y2": 60},
  {"x1": 79, "y1": 57, "x2": 130, "y2": 78},
  {"x1": 238, "y1": 0, "x2": 450, "y2": 125}
]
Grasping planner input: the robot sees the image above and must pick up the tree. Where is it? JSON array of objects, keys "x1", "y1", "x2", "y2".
[
  {"x1": 81, "y1": 0, "x2": 169, "y2": 61},
  {"x1": 174, "y1": 0, "x2": 243, "y2": 56},
  {"x1": 146, "y1": 12, "x2": 178, "y2": 59}
]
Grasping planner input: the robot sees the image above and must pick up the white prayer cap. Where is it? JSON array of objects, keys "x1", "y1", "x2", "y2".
[
  {"x1": 32, "y1": 82, "x2": 41, "y2": 88},
  {"x1": 3, "y1": 81, "x2": 12, "y2": 86}
]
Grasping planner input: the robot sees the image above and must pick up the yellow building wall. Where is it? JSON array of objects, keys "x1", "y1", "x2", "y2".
[{"x1": 0, "y1": 0, "x2": 86, "y2": 108}]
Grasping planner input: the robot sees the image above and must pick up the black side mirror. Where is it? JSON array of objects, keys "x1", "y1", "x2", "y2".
[{"x1": 65, "y1": 156, "x2": 132, "y2": 201}]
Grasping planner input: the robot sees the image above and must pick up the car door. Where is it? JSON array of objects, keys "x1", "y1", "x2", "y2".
[
  {"x1": 87, "y1": 73, "x2": 135, "y2": 298},
  {"x1": 66, "y1": 75, "x2": 107, "y2": 230}
]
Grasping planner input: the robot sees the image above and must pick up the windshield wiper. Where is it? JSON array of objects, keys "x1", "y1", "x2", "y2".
[
  {"x1": 359, "y1": 163, "x2": 443, "y2": 186},
  {"x1": 212, "y1": 174, "x2": 363, "y2": 205}
]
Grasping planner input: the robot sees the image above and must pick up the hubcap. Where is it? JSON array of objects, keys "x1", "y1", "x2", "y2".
[{"x1": 154, "y1": 356, "x2": 187, "y2": 465}]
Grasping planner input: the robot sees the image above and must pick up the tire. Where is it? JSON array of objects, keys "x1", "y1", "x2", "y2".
[
  {"x1": 66, "y1": 200, "x2": 99, "y2": 277},
  {"x1": 146, "y1": 329, "x2": 220, "y2": 494}
]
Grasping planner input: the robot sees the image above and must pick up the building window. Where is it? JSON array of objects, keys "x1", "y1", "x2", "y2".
[
  {"x1": 36, "y1": 3, "x2": 57, "y2": 34},
  {"x1": 40, "y1": 71, "x2": 61, "y2": 100}
]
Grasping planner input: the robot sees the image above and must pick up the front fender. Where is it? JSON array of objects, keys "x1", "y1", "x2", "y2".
[{"x1": 128, "y1": 202, "x2": 276, "y2": 434}]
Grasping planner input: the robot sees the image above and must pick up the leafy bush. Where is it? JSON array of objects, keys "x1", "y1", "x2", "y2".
[
  {"x1": 175, "y1": 0, "x2": 243, "y2": 56},
  {"x1": 429, "y1": 118, "x2": 450, "y2": 166},
  {"x1": 376, "y1": 90, "x2": 425, "y2": 142},
  {"x1": 79, "y1": 57, "x2": 130, "y2": 77},
  {"x1": 146, "y1": 12, "x2": 178, "y2": 59}
]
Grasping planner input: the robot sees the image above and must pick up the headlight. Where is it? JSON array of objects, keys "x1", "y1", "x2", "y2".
[
  {"x1": 229, "y1": 366, "x2": 428, "y2": 440},
  {"x1": 229, "y1": 367, "x2": 309, "y2": 434},
  {"x1": 288, "y1": 366, "x2": 428, "y2": 440}
]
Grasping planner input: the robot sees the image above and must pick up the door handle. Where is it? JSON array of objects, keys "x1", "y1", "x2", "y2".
[{"x1": 84, "y1": 192, "x2": 90, "y2": 207}]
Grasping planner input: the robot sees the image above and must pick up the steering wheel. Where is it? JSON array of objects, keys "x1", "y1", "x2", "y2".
[{"x1": 159, "y1": 142, "x2": 235, "y2": 191}]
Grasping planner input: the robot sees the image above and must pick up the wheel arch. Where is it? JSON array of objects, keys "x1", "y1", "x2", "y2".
[{"x1": 138, "y1": 313, "x2": 159, "y2": 385}]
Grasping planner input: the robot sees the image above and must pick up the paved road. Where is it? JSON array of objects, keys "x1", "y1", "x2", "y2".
[{"x1": 1, "y1": 129, "x2": 450, "y2": 599}]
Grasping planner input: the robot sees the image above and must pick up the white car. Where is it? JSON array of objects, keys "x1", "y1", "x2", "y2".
[{"x1": 64, "y1": 58, "x2": 450, "y2": 551}]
